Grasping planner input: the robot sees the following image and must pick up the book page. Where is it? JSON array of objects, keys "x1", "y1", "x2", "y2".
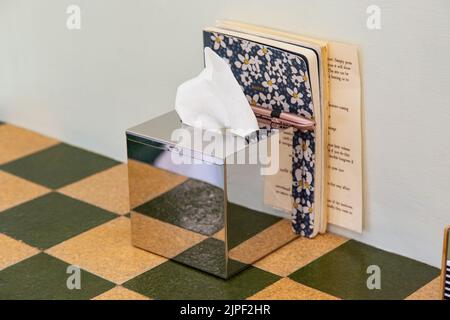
[
  {"x1": 326, "y1": 42, "x2": 363, "y2": 233},
  {"x1": 264, "y1": 128, "x2": 293, "y2": 214}
]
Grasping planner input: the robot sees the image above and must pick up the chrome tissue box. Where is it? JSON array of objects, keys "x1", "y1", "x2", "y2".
[{"x1": 126, "y1": 111, "x2": 297, "y2": 279}]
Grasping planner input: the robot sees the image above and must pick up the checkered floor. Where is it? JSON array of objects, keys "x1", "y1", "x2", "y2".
[{"x1": 0, "y1": 123, "x2": 442, "y2": 300}]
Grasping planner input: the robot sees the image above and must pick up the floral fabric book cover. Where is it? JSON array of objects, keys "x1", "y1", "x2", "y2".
[{"x1": 203, "y1": 27, "x2": 324, "y2": 238}]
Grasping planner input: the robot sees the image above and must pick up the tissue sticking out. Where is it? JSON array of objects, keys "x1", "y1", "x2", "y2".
[{"x1": 175, "y1": 47, "x2": 259, "y2": 137}]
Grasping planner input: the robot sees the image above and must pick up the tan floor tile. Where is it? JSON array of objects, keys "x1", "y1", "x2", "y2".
[
  {"x1": 405, "y1": 276, "x2": 442, "y2": 300},
  {"x1": 230, "y1": 220, "x2": 298, "y2": 264},
  {"x1": 93, "y1": 286, "x2": 150, "y2": 300},
  {"x1": 212, "y1": 228, "x2": 225, "y2": 241},
  {"x1": 0, "y1": 234, "x2": 40, "y2": 270},
  {"x1": 0, "y1": 124, "x2": 59, "y2": 165},
  {"x1": 131, "y1": 212, "x2": 206, "y2": 258},
  {"x1": 254, "y1": 232, "x2": 348, "y2": 277},
  {"x1": 0, "y1": 171, "x2": 50, "y2": 211},
  {"x1": 46, "y1": 217, "x2": 167, "y2": 284},
  {"x1": 248, "y1": 278, "x2": 339, "y2": 300},
  {"x1": 127, "y1": 160, "x2": 187, "y2": 209},
  {"x1": 59, "y1": 164, "x2": 129, "y2": 215}
]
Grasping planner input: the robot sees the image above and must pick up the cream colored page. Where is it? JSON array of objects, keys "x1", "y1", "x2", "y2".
[
  {"x1": 326, "y1": 42, "x2": 362, "y2": 233},
  {"x1": 264, "y1": 128, "x2": 293, "y2": 213}
]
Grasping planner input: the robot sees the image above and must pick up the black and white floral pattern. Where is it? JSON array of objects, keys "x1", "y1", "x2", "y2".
[{"x1": 204, "y1": 31, "x2": 316, "y2": 237}]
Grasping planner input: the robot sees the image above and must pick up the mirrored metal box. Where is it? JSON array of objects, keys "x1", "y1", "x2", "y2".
[{"x1": 126, "y1": 111, "x2": 297, "y2": 279}]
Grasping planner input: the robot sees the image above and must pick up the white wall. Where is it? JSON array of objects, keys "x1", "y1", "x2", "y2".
[{"x1": 1, "y1": 0, "x2": 450, "y2": 267}]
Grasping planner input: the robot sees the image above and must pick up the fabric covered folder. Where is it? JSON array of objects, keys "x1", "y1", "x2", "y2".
[{"x1": 203, "y1": 27, "x2": 325, "y2": 238}]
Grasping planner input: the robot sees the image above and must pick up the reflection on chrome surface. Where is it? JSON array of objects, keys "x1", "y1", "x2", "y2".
[{"x1": 127, "y1": 111, "x2": 297, "y2": 279}]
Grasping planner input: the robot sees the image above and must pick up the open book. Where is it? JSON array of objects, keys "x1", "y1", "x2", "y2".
[{"x1": 203, "y1": 21, "x2": 362, "y2": 236}]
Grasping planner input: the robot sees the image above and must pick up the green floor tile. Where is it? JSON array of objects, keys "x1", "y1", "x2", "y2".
[
  {"x1": 0, "y1": 192, "x2": 116, "y2": 249},
  {"x1": 134, "y1": 179, "x2": 224, "y2": 236},
  {"x1": 173, "y1": 238, "x2": 248, "y2": 279},
  {"x1": 0, "y1": 253, "x2": 114, "y2": 300},
  {"x1": 123, "y1": 261, "x2": 280, "y2": 300},
  {"x1": 289, "y1": 240, "x2": 440, "y2": 300},
  {"x1": 0, "y1": 143, "x2": 119, "y2": 189}
]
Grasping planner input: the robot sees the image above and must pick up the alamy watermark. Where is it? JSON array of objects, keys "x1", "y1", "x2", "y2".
[
  {"x1": 66, "y1": 265, "x2": 81, "y2": 290},
  {"x1": 366, "y1": 5, "x2": 381, "y2": 30},
  {"x1": 170, "y1": 128, "x2": 280, "y2": 176},
  {"x1": 366, "y1": 265, "x2": 381, "y2": 290},
  {"x1": 66, "y1": 5, "x2": 81, "y2": 30}
]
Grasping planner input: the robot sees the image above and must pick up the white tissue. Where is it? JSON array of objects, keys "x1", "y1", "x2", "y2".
[{"x1": 175, "y1": 47, "x2": 259, "y2": 137}]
